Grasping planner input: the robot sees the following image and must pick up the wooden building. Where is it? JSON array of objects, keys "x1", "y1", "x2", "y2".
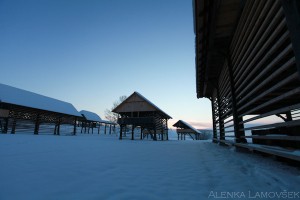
[
  {"x1": 173, "y1": 120, "x2": 202, "y2": 140},
  {"x1": 0, "y1": 83, "x2": 81, "y2": 135},
  {"x1": 112, "y1": 92, "x2": 172, "y2": 140},
  {"x1": 194, "y1": 0, "x2": 300, "y2": 161},
  {"x1": 79, "y1": 110, "x2": 117, "y2": 134}
]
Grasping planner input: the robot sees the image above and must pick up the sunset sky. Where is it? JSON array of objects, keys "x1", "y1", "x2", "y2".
[{"x1": 0, "y1": 0, "x2": 212, "y2": 129}]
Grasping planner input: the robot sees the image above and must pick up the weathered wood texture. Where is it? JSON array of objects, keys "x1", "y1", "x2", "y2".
[{"x1": 194, "y1": 0, "x2": 300, "y2": 150}]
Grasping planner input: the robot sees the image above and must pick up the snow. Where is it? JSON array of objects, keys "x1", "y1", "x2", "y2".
[
  {"x1": 80, "y1": 110, "x2": 102, "y2": 122},
  {"x1": 0, "y1": 134, "x2": 299, "y2": 200},
  {"x1": 0, "y1": 83, "x2": 81, "y2": 117},
  {"x1": 174, "y1": 120, "x2": 202, "y2": 134}
]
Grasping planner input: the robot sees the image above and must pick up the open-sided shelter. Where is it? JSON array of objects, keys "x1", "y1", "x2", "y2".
[
  {"x1": 0, "y1": 83, "x2": 81, "y2": 135},
  {"x1": 79, "y1": 110, "x2": 102, "y2": 134},
  {"x1": 79, "y1": 110, "x2": 117, "y2": 134},
  {"x1": 194, "y1": 0, "x2": 300, "y2": 160},
  {"x1": 112, "y1": 91, "x2": 172, "y2": 140},
  {"x1": 173, "y1": 120, "x2": 202, "y2": 140}
]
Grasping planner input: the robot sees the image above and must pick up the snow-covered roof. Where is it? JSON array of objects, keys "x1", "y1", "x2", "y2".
[
  {"x1": 173, "y1": 120, "x2": 201, "y2": 134},
  {"x1": 113, "y1": 91, "x2": 172, "y2": 119},
  {"x1": 80, "y1": 110, "x2": 102, "y2": 122},
  {"x1": 0, "y1": 83, "x2": 81, "y2": 117}
]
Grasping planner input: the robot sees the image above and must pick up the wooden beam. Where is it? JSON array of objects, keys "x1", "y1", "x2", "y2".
[
  {"x1": 34, "y1": 114, "x2": 40, "y2": 135},
  {"x1": 281, "y1": 0, "x2": 300, "y2": 79}
]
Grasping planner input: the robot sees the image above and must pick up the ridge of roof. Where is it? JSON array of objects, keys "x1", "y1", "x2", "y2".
[
  {"x1": 80, "y1": 110, "x2": 102, "y2": 122},
  {"x1": 173, "y1": 120, "x2": 201, "y2": 134},
  {"x1": 0, "y1": 83, "x2": 81, "y2": 117},
  {"x1": 112, "y1": 91, "x2": 172, "y2": 119}
]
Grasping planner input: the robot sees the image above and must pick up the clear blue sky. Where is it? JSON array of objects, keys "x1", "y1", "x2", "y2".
[{"x1": 0, "y1": 0, "x2": 212, "y2": 129}]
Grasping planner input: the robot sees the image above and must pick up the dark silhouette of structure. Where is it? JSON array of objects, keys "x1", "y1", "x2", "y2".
[
  {"x1": 194, "y1": 0, "x2": 300, "y2": 161},
  {"x1": 112, "y1": 92, "x2": 171, "y2": 140}
]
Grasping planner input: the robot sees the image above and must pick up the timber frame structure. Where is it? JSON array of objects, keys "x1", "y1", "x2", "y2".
[
  {"x1": 112, "y1": 92, "x2": 172, "y2": 141},
  {"x1": 0, "y1": 84, "x2": 81, "y2": 135},
  {"x1": 194, "y1": 0, "x2": 300, "y2": 158},
  {"x1": 173, "y1": 120, "x2": 202, "y2": 140},
  {"x1": 79, "y1": 110, "x2": 117, "y2": 135}
]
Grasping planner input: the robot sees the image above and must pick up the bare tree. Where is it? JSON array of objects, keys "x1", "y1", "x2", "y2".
[{"x1": 105, "y1": 95, "x2": 127, "y2": 123}]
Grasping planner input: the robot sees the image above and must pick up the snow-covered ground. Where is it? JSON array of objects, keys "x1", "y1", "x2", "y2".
[{"x1": 0, "y1": 133, "x2": 299, "y2": 200}]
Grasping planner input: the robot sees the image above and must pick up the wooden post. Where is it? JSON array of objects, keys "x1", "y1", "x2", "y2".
[
  {"x1": 34, "y1": 114, "x2": 40, "y2": 135},
  {"x1": 73, "y1": 117, "x2": 77, "y2": 135},
  {"x1": 57, "y1": 119, "x2": 61, "y2": 135},
  {"x1": 11, "y1": 118, "x2": 16, "y2": 134},
  {"x1": 119, "y1": 125, "x2": 123, "y2": 140},
  {"x1": 227, "y1": 58, "x2": 247, "y2": 143},
  {"x1": 166, "y1": 119, "x2": 169, "y2": 140},
  {"x1": 140, "y1": 127, "x2": 143, "y2": 140},
  {"x1": 109, "y1": 124, "x2": 112, "y2": 134},
  {"x1": 211, "y1": 97, "x2": 218, "y2": 142},
  {"x1": 216, "y1": 88, "x2": 225, "y2": 140},
  {"x1": 153, "y1": 129, "x2": 157, "y2": 141},
  {"x1": 131, "y1": 125, "x2": 135, "y2": 140},
  {"x1": 3, "y1": 118, "x2": 8, "y2": 133},
  {"x1": 104, "y1": 124, "x2": 107, "y2": 134}
]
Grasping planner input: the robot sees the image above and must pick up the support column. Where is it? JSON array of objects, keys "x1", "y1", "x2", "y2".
[
  {"x1": 227, "y1": 58, "x2": 246, "y2": 143},
  {"x1": 57, "y1": 119, "x2": 61, "y2": 135},
  {"x1": 104, "y1": 124, "x2": 107, "y2": 134},
  {"x1": 166, "y1": 119, "x2": 169, "y2": 140},
  {"x1": 34, "y1": 114, "x2": 40, "y2": 135},
  {"x1": 73, "y1": 117, "x2": 77, "y2": 135},
  {"x1": 109, "y1": 124, "x2": 112, "y2": 134},
  {"x1": 140, "y1": 127, "x2": 143, "y2": 140},
  {"x1": 131, "y1": 125, "x2": 135, "y2": 140},
  {"x1": 119, "y1": 125, "x2": 123, "y2": 140},
  {"x1": 211, "y1": 97, "x2": 218, "y2": 142},
  {"x1": 11, "y1": 117, "x2": 16, "y2": 134},
  {"x1": 216, "y1": 89, "x2": 225, "y2": 140},
  {"x1": 3, "y1": 118, "x2": 8, "y2": 133},
  {"x1": 153, "y1": 129, "x2": 157, "y2": 141}
]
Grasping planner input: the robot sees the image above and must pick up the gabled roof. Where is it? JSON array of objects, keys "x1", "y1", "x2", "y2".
[
  {"x1": 112, "y1": 91, "x2": 172, "y2": 119},
  {"x1": 80, "y1": 110, "x2": 102, "y2": 122},
  {"x1": 0, "y1": 83, "x2": 81, "y2": 117},
  {"x1": 173, "y1": 120, "x2": 201, "y2": 134}
]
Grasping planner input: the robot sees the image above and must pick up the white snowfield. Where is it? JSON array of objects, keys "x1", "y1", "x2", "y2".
[{"x1": 0, "y1": 134, "x2": 299, "y2": 200}]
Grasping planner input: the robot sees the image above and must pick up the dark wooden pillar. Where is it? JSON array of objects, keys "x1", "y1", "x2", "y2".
[
  {"x1": 177, "y1": 133, "x2": 179, "y2": 140},
  {"x1": 109, "y1": 124, "x2": 112, "y2": 134},
  {"x1": 281, "y1": 0, "x2": 300, "y2": 79},
  {"x1": 73, "y1": 117, "x2": 77, "y2": 135},
  {"x1": 3, "y1": 117, "x2": 8, "y2": 133},
  {"x1": 166, "y1": 119, "x2": 169, "y2": 140},
  {"x1": 227, "y1": 58, "x2": 246, "y2": 143},
  {"x1": 140, "y1": 127, "x2": 143, "y2": 140},
  {"x1": 286, "y1": 111, "x2": 293, "y2": 121},
  {"x1": 57, "y1": 119, "x2": 61, "y2": 135},
  {"x1": 34, "y1": 114, "x2": 40, "y2": 135},
  {"x1": 216, "y1": 89, "x2": 225, "y2": 140},
  {"x1": 104, "y1": 124, "x2": 107, "y2": 134},
  {"x1": 211, "y1": 97, "x2": 218, "y2": 142},
  {"x1": 153, "y1": 129, "x2": 157, "y2": 141},
  {"x1": 119, "y1": 125, "x2": 123, "y2": 140},
  {"x1": 131, "y1": 125, "x2": 135, "y2": 140},
  {"x1": 11, "y1": 117, "x2": 16, "y2": 134}
]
